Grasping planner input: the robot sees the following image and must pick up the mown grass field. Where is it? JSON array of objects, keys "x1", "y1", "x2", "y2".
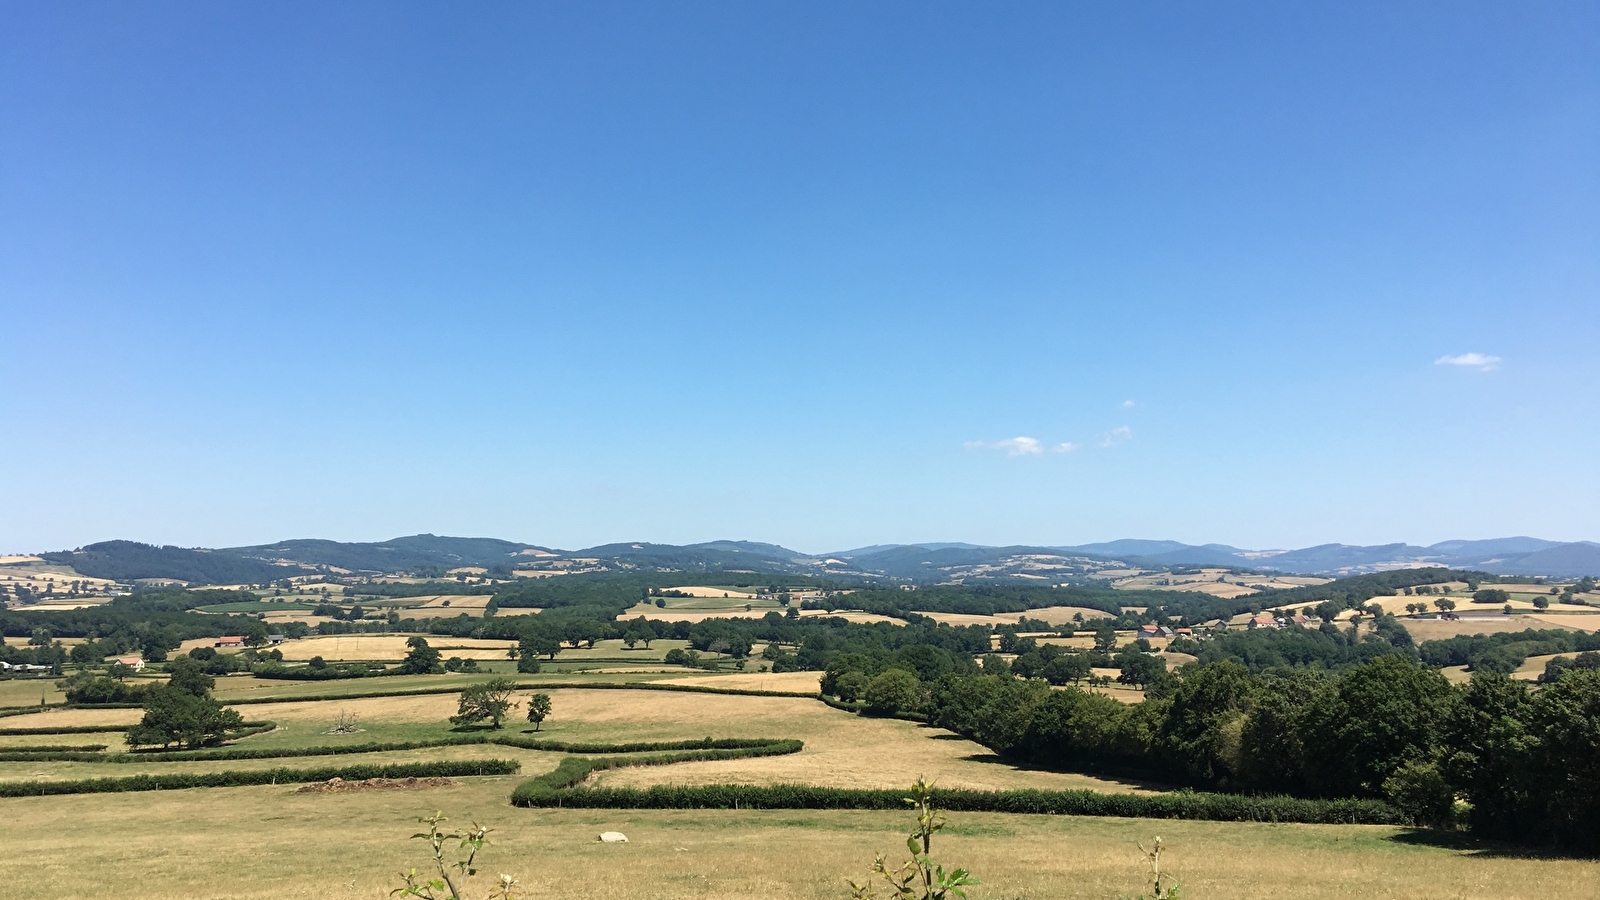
[{"x1": 3, "y1": 781, "x2": 1596, "y2": 900}]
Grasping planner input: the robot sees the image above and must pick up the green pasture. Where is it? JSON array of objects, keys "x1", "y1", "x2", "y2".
[{"x1": 0, "y1": 679, "x2": 61, "y2": 708}]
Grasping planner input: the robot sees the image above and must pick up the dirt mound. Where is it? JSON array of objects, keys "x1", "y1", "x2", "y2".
[{"x1": 295, "y1": 776, "x2": 457, "y2": 794}]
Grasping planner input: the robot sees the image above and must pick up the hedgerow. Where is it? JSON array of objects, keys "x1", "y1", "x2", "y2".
[
  {"x1": 0, "y1": 744, "x2": 106, "y2": 754},
  {"x1": 0, "y1": 733, "x2": 795, "y2": 764},
  {"x1": 0, "y1": 721, "x2": 271, "y2": 738},
  {"x1": 0, "y1": 724, "x2": 134, "y2": 735},
  {"x1": 0, "y1": 759, "x2": 521, "y2": 797},
  {"x1": 514, "y1": 781, "x2": 1402, "y2": 825}
]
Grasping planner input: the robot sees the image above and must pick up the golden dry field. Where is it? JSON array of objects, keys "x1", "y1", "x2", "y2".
[
  {"x1": 658, "y1": 585, "x2": 760, "y2": 597},
  {"x1": 274, "y1": 635, "x2": 516, "y2": 661},
  {"x1": 920, "y1": 605, "x2": 1114, "y2": 628},
  {"x1": 614, "y1": 603, "x2": 903, "y2": 625},
  {"x1": 1112, "y1": 569, "x2": 1330, "y2": 599},
  {"x1": 654, "y1": 671, "x2": 823, "y2": 692},
  {"x1": 0, "y1": 558, "x2": 121, "y2": 597},
  {"x1": 1401, "y1": 615, "x2": 1596, "y2": 643},
  {"x1": 1526, "y1": 612, "x2": 1600, "y2": 630},
  {"x1": 394, "y1": 594, "x2": 494, "y2": 619}
]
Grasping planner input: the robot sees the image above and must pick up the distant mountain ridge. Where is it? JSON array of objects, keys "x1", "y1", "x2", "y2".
[
  {"x1": 839, "y1": 537, "x2": 1600, "y2": 578},
  {"x1": 30, "y1": 533, "x2": 1600, "y2": 585}
]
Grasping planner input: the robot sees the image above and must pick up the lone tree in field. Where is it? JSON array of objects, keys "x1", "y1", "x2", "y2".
[
  {"x1": 525, "y1": 692, "x2": 552, "y2": 731},
  {"x1": 451, "y1": 678, "x2": 519, "y2": 729},
  {"x1": 125, "y1": 656, "x2": 243, "y2": 749},
  {"x1": 400, "y1": 636, "x2": 445, "y2": 675}
]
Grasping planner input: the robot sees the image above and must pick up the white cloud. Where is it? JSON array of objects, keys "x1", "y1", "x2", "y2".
[
  {"x1": 1120, "y1": 399, "x2": 1136, "y2": 408},
  {"x1": 1435, "y1": 352, "x2": 1501, "y2": 371},
  {"x1": 966, "y1": 437, "x2": 1076, "y2": 457},
  {"x1": 1098, "y1": 426, "x2": 1133, "y2": 448}
]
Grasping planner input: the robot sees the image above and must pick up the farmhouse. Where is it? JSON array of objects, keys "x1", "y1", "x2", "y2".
[
  {"x1": 215, "y1": 636, "x2": 246, "y2": 648},
  {"x1": 114, "y1": 656, "x2": 145, "y2": 671},
  {"x1": 1248, "y1": 615, "x2": 1279, "y2": 630}
]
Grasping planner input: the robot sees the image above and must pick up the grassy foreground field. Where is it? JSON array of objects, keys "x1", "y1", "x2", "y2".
[{"x1": 4, "y1": 779, "x2": 1596, "y2": 900}]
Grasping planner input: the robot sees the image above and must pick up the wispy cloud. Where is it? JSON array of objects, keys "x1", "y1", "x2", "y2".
[
  {"x1": 1435, "y1": 352, "x2": 1501, "y2": 371},
  {"x1": 965, "y1": 437, "x2": 1077, "y2": 457},
  {"x1": 1097, "y1": 426, "x2": 1133, "y2": 448},
  {"x1": 1120, "y1": 399, "x2": 1136, "y2": 409}
]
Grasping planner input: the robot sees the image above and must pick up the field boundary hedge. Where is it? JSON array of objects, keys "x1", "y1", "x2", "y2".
[
  {"x1": 514, "y1": 781, "x2": 1403, "y2": 825},
  {"x1": 0, "y1": 759, "x2": 521, "y2": 797},
  {"x1": 0, "y1": 721, "x2": 272, "y2": 741},
  {"x1": 0, "y1": 724, "x2": 135, "y2": 735},
  {"x1": 0, "y1": 744, "x2": 107, "y2": 754},
  {"x1": 0, "y1": 733, "x2": 794, "y2": 764}
]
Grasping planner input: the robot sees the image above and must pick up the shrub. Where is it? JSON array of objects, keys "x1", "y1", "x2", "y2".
[
  {"x1": 834, "y1": 671, "x2": 871, "y2": 703},
  {"x1": 865, "y1": 669, "x2": 921, "y2": 716},
  {"x1": 849, "y1": 778, "x2": 977, "y2": 900},
  {"x1": 393, "y1": 812, "x2": 518, "y2": 900},
  {"x1": 1382, "y1": 760, "x2": 1456, "y2": 828}
]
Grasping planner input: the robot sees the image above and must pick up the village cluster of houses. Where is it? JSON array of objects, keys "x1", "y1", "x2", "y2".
[
  {"x1": 1129, "y1": 611, "x2": 1325, "y2": 642},
  {"x1": 1135, "y1": 624, "x2": 1193, "y2": 640}
]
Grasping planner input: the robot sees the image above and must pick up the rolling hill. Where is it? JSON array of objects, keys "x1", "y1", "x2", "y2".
[{"x1": 26, "y1": 532, "x2": 1600, "y2": 587}]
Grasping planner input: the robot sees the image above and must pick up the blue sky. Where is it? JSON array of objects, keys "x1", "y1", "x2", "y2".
[{"x1": 2, "y1": 1, "x2": 1597, "y2": 554}]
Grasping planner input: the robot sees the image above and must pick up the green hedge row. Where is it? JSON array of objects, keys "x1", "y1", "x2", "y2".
[
  {"x1": 0, "y1": 732, "x2": 795, "y2": 764},
  {"x1": 0, "y1": 706, "x2": 60, "y2": 720},
  {"x1": 0, "y1": 722, "x2": 279, "y2": 762},
  {"x1": 0, "y1": 744, "x2": 107, "y2": 755},
  {"x1": 513, "y1": 782, "x2": 1403, "y2": 825},
  {"x1": 0, "y1": 724, "x2": 133, "y2": 735},
  {"x1": 0, "y1": 759, "x2": 522, "y2": 798},
  {"x1": 510, "y1": 740, "x2": 806, "y2": 806},
  {"x1": 0, "y1": 743, "x2": 108, "y2": 755}
]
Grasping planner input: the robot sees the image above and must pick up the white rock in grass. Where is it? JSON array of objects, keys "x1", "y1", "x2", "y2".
[{"x1": 598, "y1": 832, "x2": 628, "y2": 843}]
